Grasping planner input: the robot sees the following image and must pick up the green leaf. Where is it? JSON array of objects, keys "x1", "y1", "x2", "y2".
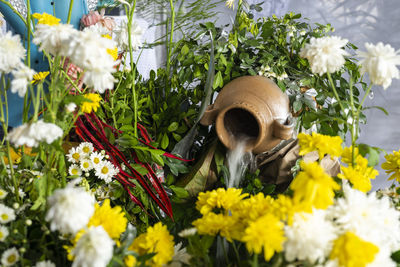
[
  {"x1": 363, "y1": 106, "x2": 389, "y2": 116},
  {"x1": 181, "y1": 44, "x2": 190, "y2": 55},
  {"x1": 130, "y1": 164, "x2": 149, "y2": 176},
  {"x1": 161, "y1": 133, "x2": 169, "y2": 149},
  {"x1": 391, "y1": 250, "x2": 400, "y2": 263},
  {"x1": 168, "y1": 122, "x2": 179, "y2": 132},
  {"x1": 169, "y1": 185, "x2": 189, "y2": 199},
  {"x1": 293, "y1": 100, "x2": 303, "y2": 113},
  {"x1": 213, "y1": 71, "x2": 223, "y2": 89}
]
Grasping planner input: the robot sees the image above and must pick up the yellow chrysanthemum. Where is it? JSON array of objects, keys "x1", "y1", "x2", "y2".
[
  {"x1": 124, "y1": 255, "x2": 137, "y2": 267},
  {"x1": 330, "y1": 232, "x2": 379, "y2": 267},
  {"x1": 196, "y1": 188, "x2": 248, "y2": 215},
  {"x1": 192, "y1": 212, "x2": 243, "y2": 242},
  {"x1": 290, "y1": 161, "x2": 340, "y2": 210},
  {"x1": 102, "y1": 34, "x2": 119, "y2": 61},
  {"x1": 242, "y1": 213, "x2": 285, "y2": 262},
  {"x1": 233, "y1": 193, "x2": 274, "y2": 221},
  {"x1": 341, "y1": 146, "x2": 359, "y2": 165},
  {"x1": 129, "y1": 222, "x2": 174, "y2": 267},
  {"x1": 338, "y1": 155, "x2": 378, "y2": 192},
  {"x1": 32, "y1": 71, "x2": 49, "y2": 85},
  {"x1": 81, "y1": 93, "x2": 102, "y2": 114},
  {"x1": 298, "y1": 132, "x2": 343, "y2": 160},
  {"x1": 87, "y1": 199, "x2": 127, "y2": 239},
  {"x1": 32, "y1": 12, "x2": 60, "y2": 25},
  {"x1": 382, "y1": 149, "x2": 400, "y2": 182}
]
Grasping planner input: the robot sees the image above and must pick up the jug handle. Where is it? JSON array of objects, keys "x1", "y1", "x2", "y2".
[
  {"x1": 273, "y1": 117, "x2": 294, "y2": 140},
  {"x1": 200, "y1": 104, "x2": 218, "y2": 126}
]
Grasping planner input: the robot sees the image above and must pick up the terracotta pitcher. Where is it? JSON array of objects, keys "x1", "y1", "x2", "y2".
[{"x1": 200, "y1": 76, "x2": 294, "y2": 154}]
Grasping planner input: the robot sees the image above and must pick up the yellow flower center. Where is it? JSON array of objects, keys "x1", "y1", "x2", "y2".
[
  {"x1": 1, "y1": 214, "x2": 8, "y2": 220},
  {"x1": 83, "y1": 147, "x2": 90, "y2": 153},
  {"x1": 7, "y1": 254, "x2": 16, "y2": 263},
  {"x1": 94, "y1": 158, "x2": 100, "y2": 164},
  {"x1": 32, "y1": 71, "x2": 50, "y2": 85},
  {"x1": 0, "y1": 231, "x2": 3, "y2": 238},
  {"x1": 72, "y1": 153, "x2": 80, "y2": 161},
  {"x1": 83, "y1": 162, "x2": 90, "y2": 169},
  {"x1": 72, "y1": 169, "x2": 78, "y2": 175},
  {"x1": 101, "y1": 166, "x2": 109, "y2": 174}
]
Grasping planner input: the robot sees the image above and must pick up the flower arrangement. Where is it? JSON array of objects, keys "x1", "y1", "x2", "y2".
[{"x1": 0, "y1": 0, "x2": 400, "y2": 266}]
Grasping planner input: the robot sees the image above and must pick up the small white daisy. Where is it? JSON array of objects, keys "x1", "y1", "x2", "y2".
[
  {"x1": 0, "y1": 203, "x2": 16, "y2": 223},
  {"x1": 67, "y1": 147, "x2": 82, "y2": 163},
  {"x1": 0, "y1": 225, "x2": 9, "y2": 241},
  {"x1": 68, "y1": 164, "x2": 82, "y2": 177},
  {"x1": 78, "y1": 142, "x2": 94, "y2": 157},
  {"x1": 95, "y1": 161, "x2": 119, "y2": 183},
  {"x1": 80, "y1": 158, "x2": 93, "y2": 172},
  {"x1": 90, "y1": 151, "x2": 104, "y2": 168},
  {"x1": 1, "y1": 247, "x2": 19, "y2": 266},
  {"x1": 0, "y1": 188, "x2": 7, "y2": 200},
  {"x1": 35, "y1": 260, "x2": 56, "y2": 267}
]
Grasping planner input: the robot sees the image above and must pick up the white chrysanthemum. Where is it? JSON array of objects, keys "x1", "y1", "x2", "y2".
[
  {"x1": 328, "y1": 184, "x2": 400, "y2": 252},
  {"x1": 284, "y1": 209, "x2": 338, "y2": 264},
  {"x1": 0, "y1": 203, "x2": 16, "y2": 224},
  {"x1": 357, "y1": 42, "x2": 400, "y2": 89},
  {"x1": 300, "y1": 36, "x2": 349, "y2": 75},
  {"x1": 46, "y1": 186, "x2": 95, "y2": 234},
  {"x1": 80, "y1": 158, "x2": 93, "y2": 172},
  {"x1": 0, "y1": 188, "x2": 7, "y2": 200},
  {"x1": 7, "y1": 123, "x2": 38, "y2": 147},
  {"x1": 90, "y1": 151, "x2": 104, "y2": 168},
  {"x1": 83, "y1": 23, "x2": 110, "y2": 36},
  {"x1": 66, "y1": 102, "x2": 77, "y2": 113},
  {"x1": 34, "y1": 260, "x2": 56, "y2": 267},
  {"x1": 1, "y1": 247, "x2": 19, "y2": 266},
  {"x1": 0, "y1": 225, "x2": 9, "y2": 241},
  {"x1": 178, "y1": 227, "x2": 197, "y2": 237},
  {"x1": 368, "y1": 247, "x2": 396, "y2": 267},
  {"x1": 166, "y1": 243, "x2": 191, "y2": 267},
  {"x1": 11, "y1": 64, "x2": 35, "y2": 97},
  {"x1": 83, "y1": 67, "x2": 116, "y2": 94},
  {"x1": 33, "y1": 24, "x2": 77, "y2": 56},
  {"x1": 114, "y1": 20, "x2": 143, "y2": 51},
  {"x1": 30, "y1": 120, "x2": 63, "y2": 144},
  {"x1": 0, "y1": 31, "x2": 26, "y2": 73},
  {"x1": 71, "y1": 226, "x2": 114, "y2": 267},
  {"x1": 67, "y1": 147, "x2": 83, "y2": 163},
  {"x1": 95, "y1": 161, "x2": 119, "y2": 183},
  {"x1": 69, "y1": 164, "x2": 82, "y2": 176},
  {"x1": 78, "y1": 142, "x2": 94, "y2": 157}
]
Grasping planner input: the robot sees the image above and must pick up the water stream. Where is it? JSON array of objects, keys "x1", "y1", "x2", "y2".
[{"x1": 226, "y1": 137, "x2": 253, "y2": 188}]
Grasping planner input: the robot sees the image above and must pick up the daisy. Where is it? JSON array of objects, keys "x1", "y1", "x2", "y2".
[
  {"x1": 1, "y1": 247, "x2": 19, "y2": 266},
  {"x1": 78, "y1": 142, "x2": 94, "y2": 157},
  {"x1": 95, "y1": 161, "x2": 119, "y2": 183},
  {"x1": 35, "y1": 260, "x2": 56, "y2": 267},
  {"x1": 90, "y1": 151, "x2": 104, "y2": 168},
  {"x1": 0, "y1": 188, "x2": 7, "y2": 200},
  {"x1": 0, "y1": 225, "x2": 9, "y2": 241},
  {"x1": 67, "y1": 147, "x2": 83, "y2": 163},
  {"x1": 68, "y1": 164, "x2": 82, "y2": 176},
  {"x1": 0, "y1": 204, "x2": 16, "y2": 224},
  {"x1": 80, "y1": 158, "x2": 93, "y2": 172}
]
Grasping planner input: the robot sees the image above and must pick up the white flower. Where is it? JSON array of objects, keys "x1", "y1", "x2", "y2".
[
  {"x1": 69, "y1": 164, "x2": 82, "y2": 176},
  {"x1": 357, "y1": 42, "x2": 400, "y2": 89},
  {"x1": 0, "y1": 203, "x2": 16, "y2": 224},
  {"x1": 95, "y1": 161, "x2": 119, "y2": 183},
  {"x1": 0, "y1": 225, "x2": 9, "y2": 241},
  {"x1": 78, "y1": 142, "x2": 94, "y2": 157},
  {"x1": 300, "y1": 36, "x2": 349, "y2": 75},
  {"x1": 33, "y1": 24, "x2": 77, "y2": 56},
  {"x1": 71, "y1": 226, "x2": 114, "y2": 267},
  {"x1": 67, "y1": 147, "x2": 83, "y2": 163},
  {"x1": 166, "y1": 243, "x2": 191, "y2": 267},
  {"x1": 35, "y1": 260, "x2": 56, "y2": 267},
  {"x1": 83, "y1": 23, "x2": 110, "y2": 36},
  {"x1": 11, "y1": 65, "x2": 35, "y2": 97},
  {"x1": 90, "y1": 151, "x2": 104, "y2": 168},
  {"x1": 284, "y1": 209, "x2": 338, "y2": 264},
  {"x1": 46, "y1": 186, "x2": 95, "y2": 234},
  {"x1": 328, "y1": 184, "x2": 400, "y2": 252},
  {"x1": 178, "y1": 227, "x2": 197, "y2": 237},
  {"x1": 368, "y1": 247, "x2": 396, "y2": 267},
  {"x1": 83, "y1": 68, "x2": 116, "y2": 94},
  {"x1": 115, "y1": 20, "x2": 143, "y2": 51},
  {"x1": 80, "y1": 158, "x2": 93, "y2": 172},
  {"x1": 0, "y1": 32, "x2": 26, "y2": 73},
  {"x1": 7, "y1": 123, "x2": 38, "y2": 147},
  {"x1": 299, "y1": 30, "x2": 306, "y2": 36},
  {"x1": 0, "y1": 188, "x2": 7, "y2": 200},
  {"x1": 30, "y1": 120, "x2": 63, "y2": 144},
  {"x1": 7, "y1": 186, "x2": 25, "y2": 199},
  {"x1": 66, "y1": 102, "x2": 77, "y2": 113},
  {"x1": 1, "y1": 247, "x2": 19, "y2": 266}
]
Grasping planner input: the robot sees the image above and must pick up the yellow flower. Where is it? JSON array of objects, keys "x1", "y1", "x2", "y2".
[
  {"x1": 32, "y1": 13, "x2": 60, "y2": 25},
  {"x1": 195, "y1": 188, "x2": 248, "y2": 215},
  {"x1": 81, "y1": 93, "x2": 102, "y2": 114},
  {"x1": 32, "y1": 71, "x2": 49, "y2": 85},
  {"x1": 298, "y1": 132, "x2": 343, "y2": 160},
  {"x1": 338, "y1": 155, "x2": 378, "y2": 192},
  {"x1": 192, "y1": 212, "x2": 243, "y2": 242},
  {"x1": 330, "y1": 232, "x2": 379, "y2": 267},
  {"x1": 129, "y1": 222, "x2": 174, "y2": 267},
  {"x1": 242, "y1": 213, "x2": 285, "y2": 262},
  {"x1": 382, "y1": 149, "x2": 400, "y2": 182},
  {"x1": 87, "y1": 199, "x2": 127, "y2": 239},
  {"x1": 341, "y1": 146, "x2": 359, "y2": 165},
  {"x1": 124, "y1": 255, "x2": 137, "y2": 267},
  {"x1": 234, "y1": 193, "x2": 274, "y2": 222},
  {"x1": 102, "y1": 34, "x2": 119, "y2": 61},
  {"x1": 290, "y1": 161, "x2": 340, "y2": 210}
]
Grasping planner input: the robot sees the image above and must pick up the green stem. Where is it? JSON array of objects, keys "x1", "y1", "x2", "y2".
[
  {"x1": 26, "y1": 0, "x2": 32, "y2": 67},
  {"x1": 251, "y1": 253, "x2": 259, "y2": 267},
  {"x1": 220, "y1": 237, "x2": 229, "y2": 265},
  {"x1": 357, "y1": 84, "x2": 373, "y2": 112},
  {"x1": 67, "y1": 0, "x2": 75, "y2": 24},
  {"x1": 166, "y1": 0, "x2": 175, "y2": 86},
  {"x1": 232, "y1": 241, "x2": 241, "y2": 266},
  {"x1": 327, "y1": 72, "x2": 346, "y2": 113},
  {"x1": 348, "y1": 77, "x2": 357, "y2": 166}
]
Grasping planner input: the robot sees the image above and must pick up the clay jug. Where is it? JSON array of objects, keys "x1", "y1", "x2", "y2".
[{"x1": 200, "y1": 76, "x2": 294, "y2": 154}]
